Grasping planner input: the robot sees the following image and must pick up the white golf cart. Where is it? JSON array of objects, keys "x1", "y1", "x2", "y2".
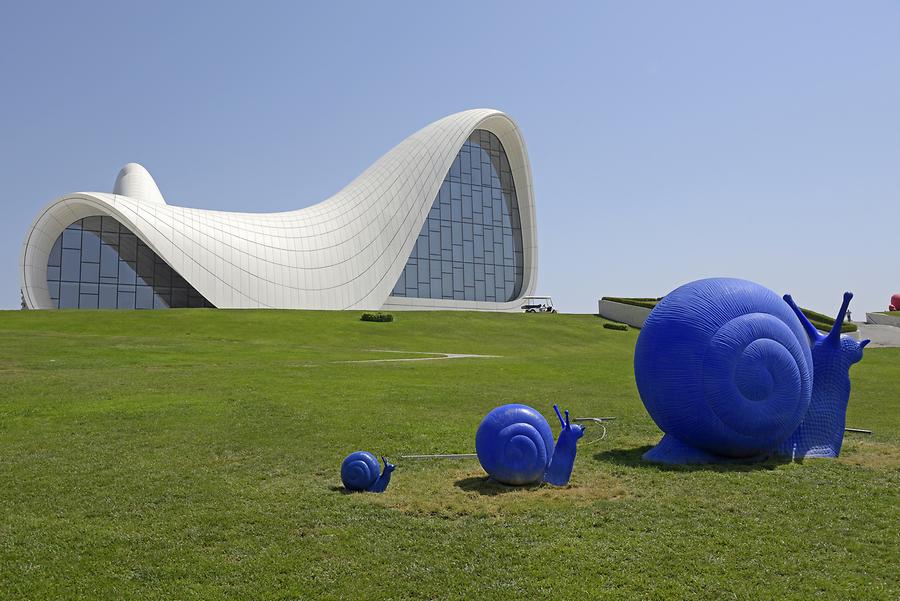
[{"x1": 521, "y1": 296, "x2": 557, "y2": 313}]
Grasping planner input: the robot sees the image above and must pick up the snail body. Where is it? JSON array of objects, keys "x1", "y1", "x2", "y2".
[
  {"x1": 340, "y1": 451, "x2": 395, "y2": 492},
  {"x1": 635, "y1": 278, "x2": 868, "y2": 464},
  {"x1": 776, "y1": 293, "x2": 868, "y2": 458},
  {"x1": 476, "y1": 403, "x2": 584, "y2": 486}
]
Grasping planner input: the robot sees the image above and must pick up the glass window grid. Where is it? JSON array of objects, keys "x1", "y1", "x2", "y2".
[
  {"x1": 47, "y1": 217, "x2": 213, "y2": 309},
  {"x1": 391, "y1": 130, "x2": 525, "y2": 302}
]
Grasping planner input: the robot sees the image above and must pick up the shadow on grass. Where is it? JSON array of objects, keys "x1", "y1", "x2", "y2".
[
  {"x1": 454, "y1": 475, "x2": 542, "y2": 495},
  {"x1": 594, "y1": 446, "x2": 792, "y2": 472},
  {"x1": 329, "y1": 485, "x2": 355, "y2": 495}
]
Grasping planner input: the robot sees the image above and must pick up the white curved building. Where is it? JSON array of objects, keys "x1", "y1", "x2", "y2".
[{"x1": 20, "y1": 109, "x2": 537, "y2": 311}]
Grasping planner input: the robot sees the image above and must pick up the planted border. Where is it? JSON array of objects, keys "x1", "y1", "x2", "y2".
[{"x1": 602, "y1": 296, "x2": 857, "y2": 333}]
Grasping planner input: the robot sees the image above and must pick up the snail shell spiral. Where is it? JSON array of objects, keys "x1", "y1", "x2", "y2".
[
  {"x1": 341, "y1": 451, "x2": 381, "y2": 491},
  {"x1": 634, "y1": 278, "x2": 813, "y2": 458},
  {"x1": 475, "y1": 403, "x2": 555, "y2": 485}
]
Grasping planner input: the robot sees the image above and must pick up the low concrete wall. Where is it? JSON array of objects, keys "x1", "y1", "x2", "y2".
[
  {"x1": 598, "y1": 299, "x2": 652, "y2": 328},
  {"x1": 866, "y1": 312, "x2": 900, "y2": 327}
]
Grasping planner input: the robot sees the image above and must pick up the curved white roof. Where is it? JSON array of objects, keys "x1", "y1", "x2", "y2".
[
  {"x1": 112, "y1": 163, "x2": 167, "y2": 206},
  {"x1": 21, "y1": 109, "x2": 537, "y2": 310}
]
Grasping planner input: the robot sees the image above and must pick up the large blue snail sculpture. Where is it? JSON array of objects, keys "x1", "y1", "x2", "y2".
[
  {"x1": 634, "y1": 278, "x2": 869, "y2": 464},
  {"x1": 476, "y1": 403, "x2": 584, "y2": 486}
]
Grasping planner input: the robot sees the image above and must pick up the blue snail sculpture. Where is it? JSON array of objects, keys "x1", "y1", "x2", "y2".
[
  {"x1": 341, "y1": 451, "x2": 395, "y2": 492},
  {"x1": 475, "y1": 403, "x2": 584, "y2": 486},
  {"x1": 634, "y1": 278, "x2": 869, "y2": 464}
]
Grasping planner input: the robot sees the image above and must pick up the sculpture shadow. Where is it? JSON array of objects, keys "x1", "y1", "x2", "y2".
[
  {"x1": 329, "y1": 485, "x2": 355, "y2": 495},
  {"x1": 594, "y1": 446, "x2": 792, "y2": 472},
  {"x1": 454, "y1": 475, "x2": 543, "y2": 496}
]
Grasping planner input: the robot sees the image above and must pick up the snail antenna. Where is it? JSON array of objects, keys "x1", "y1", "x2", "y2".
[
  {"x1": 826, "y1": 292, "x2": 853, "y2": 346},
  {"x1": 553, "y1": 404, "x2": 566, "y2": 429},
  {"x1": 783, "y1": 294, "x2": 821, "y2": 342}
]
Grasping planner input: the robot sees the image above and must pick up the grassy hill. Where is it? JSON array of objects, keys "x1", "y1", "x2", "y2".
[{"x1": 0, "y1": 309, "x2": 897, "y2": 600}]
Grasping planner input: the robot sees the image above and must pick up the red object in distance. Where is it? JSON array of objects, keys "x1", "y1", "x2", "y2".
[{"x1": 890, "y1": 293, "x2": 900, "y2": 311}]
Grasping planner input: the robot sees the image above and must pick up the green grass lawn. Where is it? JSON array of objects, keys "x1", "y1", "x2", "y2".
[{"x1": 0, "y1": 310, "x2": 897, "y2": 600}]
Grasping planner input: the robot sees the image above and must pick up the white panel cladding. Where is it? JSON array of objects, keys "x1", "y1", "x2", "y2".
[
  {"x1": 21, "y1": 109, "x2": 538, "y2": 311},
  {"x1": 113, "y1": 163, "x2": 166, "y2": 205}
]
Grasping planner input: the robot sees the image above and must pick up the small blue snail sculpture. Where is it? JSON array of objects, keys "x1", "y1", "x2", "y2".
[
  {"x1": 634, "y1": 278, "x2": 869, "y2": 464},
  {"x1": 340, "y1": 451, "x2": 395, "y2": 492},
  {"x1": 475, "y1": 403, "x2": 584, "y2": 486}
]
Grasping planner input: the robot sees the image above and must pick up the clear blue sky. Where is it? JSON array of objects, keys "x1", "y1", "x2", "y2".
[{"x1": 2, "y1": 1, "x2": 898, "y2": 315}]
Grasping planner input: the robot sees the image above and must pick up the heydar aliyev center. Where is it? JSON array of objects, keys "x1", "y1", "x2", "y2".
[{"x1": 20, "y1": 109, "x2": 537, "y2": 311}]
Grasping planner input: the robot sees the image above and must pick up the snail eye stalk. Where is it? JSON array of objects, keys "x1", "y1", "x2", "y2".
[
  {"x1": 826, "y1": 292, "x2": 854, "y2": 346},
  {"x1": 553, "y1": 404, "x2": 566, "y2": 429},
  {"x1": 783, "y1": 294, "x2": 821, "y2": 342}
]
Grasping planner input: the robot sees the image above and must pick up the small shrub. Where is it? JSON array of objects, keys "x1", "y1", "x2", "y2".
[
  {"x1": 603, "y1": 322, "x2": 629, "y2": 331},
  {"x1": 361, "y1": 312, "x2": 394, "y2": 323}
]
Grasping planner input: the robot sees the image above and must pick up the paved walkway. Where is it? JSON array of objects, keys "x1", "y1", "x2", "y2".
[
  {"x1": 337, "y1": 350, "x2": 500, "y2": 364},
  {"x1": 854, "y1": 323, "x2": 900, "y2": 348}
]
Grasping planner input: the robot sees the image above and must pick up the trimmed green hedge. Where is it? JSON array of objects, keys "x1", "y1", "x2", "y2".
[
  {"x1": 799, "y1": 308, "x2": 857, "y2": 333},
  {"x1": 602, "y1": 296, "x2": 857, "y2": 333},
  {"x1": 603, "y1": 322, "x2": 629, "y2": 331},
  {"x1": 361, "y1": 312, "x2": 394, "y2": 323},
  {"x1": 601, "y1": 297, "x2": 662, "y2": 310}
]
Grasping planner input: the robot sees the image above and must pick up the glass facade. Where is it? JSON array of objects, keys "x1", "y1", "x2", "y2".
[
  {"x1": 390, "y1": 129, "x2": 524, "y2": 302},
  {"x1": 46, "y1": 216, "x2": 213, "y2": 309}
]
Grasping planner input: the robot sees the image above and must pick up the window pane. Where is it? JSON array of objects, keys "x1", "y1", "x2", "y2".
[
  {"x1": 80, "y1": 262, "x2": 100, "y2": 284},
  {"x1": 154, "y1": 260, "x2": 171, "y2": 287},
  {"x1": 118, "y1": 233, "x2": 137, "y2": 262},
  {"x1": 79, "y1": 293, "x2": 98, "y2": 309},
  {"x1": 464, "y1": 262, "x2": 474, "y2": 287},
  {"x1": 429, "y1": 234, "x2": 440, "y2": 256},
  {"x1": 136, "y1": 246, "x2": 154, "y2": 285},
  {"x1": 100, "y1": 243, "x2": 119, "y2": 278},
  {"x1": 60, "y1": 282, "x2": 78, "y2": 308},
  {"x1": 442, "y1": 273, "x2": 452, "y2": 298},
  {"x1": 172, "y1": 288, "x2": 188, "y2": 307},
  {"x1": 61, "y1": 249, "x2": 81, "y2": 281},
  {"x1": 154, "y1": 290, "x2": 171, "y2": 309},
  {"x1": 101, "y1": 216, "x2": 119, "y2": 232},
  {"x1": 118, "y1": 260, "x2": 136, "y2": 285},
  {"x1": 48, "y1": 237, "x2": 62, "y2": 267},
  {"x1": 99, "y1": 284, "x2": 117, "y2": 308},
  {"x1": 117, "y1": 290, "x2": 135, "y2": 309},
  {"x1": 136, "y1": 285, "x2": 153, "y2": 309},
  {"x1": 62, "y1": 227, "x2": 82, "y2": 249},
  {"x1": 83, "y1": 216, "x2": 102, "y2": 232}
]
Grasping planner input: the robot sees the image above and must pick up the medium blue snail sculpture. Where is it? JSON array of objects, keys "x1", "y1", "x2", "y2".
[
  {"x1": 340, "y1": 451, "x2": 395, "y2": 492},
  {"x1": 634, "y1": 278, "x2": 869, "y2": 464},
  {"x1": 475, "y1": 403, "x2": 584, "y2": 486}
]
